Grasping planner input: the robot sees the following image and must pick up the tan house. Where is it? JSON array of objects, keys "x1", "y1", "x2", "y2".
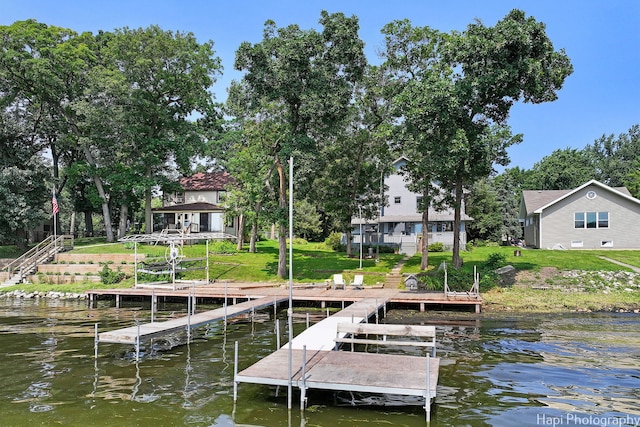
[
  {"x1": 520, "y1": 179, "x2": 640, "y2": 249},
  {"x1": 153, "y1": 172, "x2": 237, "y2": 236}
]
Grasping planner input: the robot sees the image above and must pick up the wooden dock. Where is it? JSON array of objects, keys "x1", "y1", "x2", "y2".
[
  {"x1": 98, "y1": 296, "x2": 286, "y2": 345},
  {"x1": 87, "y1": 282, "x2": 482, "y2": 313},
  {"x1": 234, "y1": 298, "x2": 440, "y2": 420}
]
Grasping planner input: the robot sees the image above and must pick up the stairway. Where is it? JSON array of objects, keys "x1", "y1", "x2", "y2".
[
  {"x1": 383, "y1": 255, "x2": 411, "y2": 289},
  {"x1": 2, "y1": 235, "x2": 73, "y2": 287}
]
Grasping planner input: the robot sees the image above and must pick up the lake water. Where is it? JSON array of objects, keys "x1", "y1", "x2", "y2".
[{"x1": 0, "y1": 297, "x2": 639, "y2": 427}]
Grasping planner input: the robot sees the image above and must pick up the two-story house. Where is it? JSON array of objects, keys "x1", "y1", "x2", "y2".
[
  {"x1": 352, "y1": 157, "x2": 472, "y2": 255},
  {"x1": 152, "y1": 171, "x2": 238, "y2": 236}
]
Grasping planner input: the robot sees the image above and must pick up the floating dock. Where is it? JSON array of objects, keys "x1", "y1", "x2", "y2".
[
  {"x1": 233, "y1": 298, "x2": 440, "y2": 420},
  {"x1": 98, "y1": 296, "x2": 286, "y2": 345}
]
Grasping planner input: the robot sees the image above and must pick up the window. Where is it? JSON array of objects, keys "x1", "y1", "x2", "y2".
[
  {"x1": 601, "y1": 240, "x2": 613, "y2": 248},
  {"x1": 218, "y1": 191, "x2": 226, "y2": 203},
  {"x1": 575, "y1": 211, "x2": 609, "y2": 229},
  {"x1": 416, "y1": 196, "x2": 423, "y2": 209},
  {"x1": 571, "y1": 240, "x2": 584, "y2": 248},
  {"x1": 598, "y1": 212, "x2": 609, "y2": 228},
  {"x1": 394, "y1": 196, "x2": 401, "y2": 204},
  {"x1": 176, "y1": 192, "x2": 184, "y2": 203}
]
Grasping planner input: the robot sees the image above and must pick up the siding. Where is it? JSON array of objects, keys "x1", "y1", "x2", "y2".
[{"x1": 540, "y1": 184, "x2": 640, "y2": 249}]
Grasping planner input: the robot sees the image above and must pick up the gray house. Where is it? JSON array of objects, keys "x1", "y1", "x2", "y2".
[
  {"x1": 520, "y1": 180, "x2": 640, "y2": 249},
  {"x1": 351, "y1": 157, "x2": 472, "y2": 255}
]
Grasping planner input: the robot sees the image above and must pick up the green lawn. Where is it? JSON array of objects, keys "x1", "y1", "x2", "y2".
[
  {"x1": 68, "y1": 239, "x2": 404, "y2": 285},
  {"x1": 401, "y1": 246, "x2": 640, "y2": 274}
]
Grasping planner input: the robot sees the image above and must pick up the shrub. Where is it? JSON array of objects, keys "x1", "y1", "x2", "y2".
[
  {"x1": 99, "y1": 263, "x2": 125, "y2": 284},
  {"x1": 209, "y1": 240, "x2": 238, "y2": 254},
  {"x1": 485, "y1": 252, "x2": 507, "y2": 270},
  {"x1": 291, "y1": 237, "x2": 308, "y2": 245},
  {"x1": 428, "y1": 242, "x2": 444, "y2": 252},
  {"x1": 324, "y1": 232, "x2": 344, "y2": 252}
]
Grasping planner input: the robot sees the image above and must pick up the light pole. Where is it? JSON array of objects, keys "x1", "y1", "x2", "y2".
[{"x1": 358, "y1": 205, "x2": 363, "y2": 270}]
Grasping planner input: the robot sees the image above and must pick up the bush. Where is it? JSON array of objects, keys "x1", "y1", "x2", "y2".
[
  {"x1": 428, "y1": 242, "x2": 444, "y2": 252},
  {"x1": 485, "y1": 252, "x2": 507, "y2": 270},
  {"x1": 99, "y1": 263, "x2": 126, "y2": 284},
  {"x1": 324, "y1": 232, "x2": 344, "y2": 252},
  {"x1": 209, "y1": 240, "x2": 238, "y2": 254}
]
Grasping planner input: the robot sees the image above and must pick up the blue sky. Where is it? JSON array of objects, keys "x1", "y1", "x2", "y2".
[{"x1": 2, "y1": 0, "x2": 639, "y2": 170}]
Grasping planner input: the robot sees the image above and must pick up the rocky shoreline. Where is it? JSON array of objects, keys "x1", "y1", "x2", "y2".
[{"x1": 0, "y1": 290, "x2": 87, "y2": 300}]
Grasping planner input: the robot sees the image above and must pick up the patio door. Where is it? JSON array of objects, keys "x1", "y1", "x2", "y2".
[{"x1": 200, "y1": 213, "x2": 209, "y2": 232}]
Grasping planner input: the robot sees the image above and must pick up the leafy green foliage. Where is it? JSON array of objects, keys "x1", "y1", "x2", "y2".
[
  {"x1": 324, "y1": 232, "x2": 344, "y2": 252},
  {"x1": 428, "y1": 242, "x2": 444, "y2": 252},
  {"x1": 209, "y1": 240, "x2": 238, "y2": 255},
  {"x1": 485, "y1": 252, "x2": 507, "y2": 270},
  {"x1": 98, "y1": 263, "x2": 126, "y2": 284}
]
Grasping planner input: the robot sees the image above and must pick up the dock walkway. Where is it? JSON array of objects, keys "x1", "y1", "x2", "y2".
[
  {"x1": 234, "y1": 298, "x2": 440, "y2": 420},
  {"x1": 98, "y1": 296, "x2": 285, "y2": 345}
]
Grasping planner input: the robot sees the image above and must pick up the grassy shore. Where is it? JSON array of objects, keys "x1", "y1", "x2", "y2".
[{"x1": 2, "y1": 239, "x2": 640, "y2": 312}]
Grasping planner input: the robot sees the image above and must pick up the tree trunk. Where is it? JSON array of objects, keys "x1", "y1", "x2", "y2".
[
  {"x1": 145, "y1": 165, "x2": 153, "y2": 234},
  {"x1": 82, "y1": 146, "x2": 114, "y2": 242},
  {"x1": 345, "y1": 229, "x2": 352, "y2": 255},
  {"x1": 452, "y1": 179, "x2": 464, "y2": 268},
  {"x1": 118, "y1": 204, "x2": 129, "y2": 238},
  {"x1": 70, "y1": 211, "x2": 76, "y2": 238},
  {"x1": 84, "y1": 210, "x2": 94, "y2": 236},
  {"x1": 250, "y1": 219, "x2": 258, "y2": 253},
  {"x1": 420, "y1": 192, "x2": 429, "y2": 270},
  {"x1": 236, "y1": 213, "x2": 244, "y2": 251}
]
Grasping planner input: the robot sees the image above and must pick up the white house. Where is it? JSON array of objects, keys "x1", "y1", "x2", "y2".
[
  {"x1": 520, "y1": 179, "x2": 640, "y2": 249},
  {"x1": 153, "y1": 172, "x2": 238, "y2": 236},
  {"x1": 351, "y1": 157, "x2": 472, "y2": 255}
]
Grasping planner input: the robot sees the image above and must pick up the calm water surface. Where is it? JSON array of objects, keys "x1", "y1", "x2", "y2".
[{"x1": 0, "y1": 298, "x2": 639, "y2": 426}]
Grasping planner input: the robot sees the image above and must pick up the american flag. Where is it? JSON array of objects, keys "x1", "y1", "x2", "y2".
[{"x1": 52, "y1": 193, "x2": 59, "y2": 215}]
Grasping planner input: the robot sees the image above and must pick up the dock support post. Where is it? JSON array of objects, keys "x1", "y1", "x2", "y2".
[
  {"x1": 187, "y1": 294, "x2": 192, "y2": 341},
  {"x1": 94, "y1": 323, "x2": 99, "y2": 359},
  {"x1": 475, "y1": 303, "x2": 481, "y2": 314},
  {"x1": 321, "y1": 301, "x2": 325, "y2": 309},
  {"x1": 273, "y1": 298, "x2": 277, "y2": 319},
  {"x1": 135, "y1": 322, "x2": 140, "y2": 362},
  {"x1": 425, "y1": 353, "x2": 431, "y2": 422},
  {"x1": 306, "y1": 313, "x2": 310, "y2": 329},
  {"x1": 300, "y1": 345, "x2": 307, "y2": 410},
  {"x1": 276, "y1": 319, "x2": 281, "y2": 349},
  {"x1": 151, "y1": 290, "x2": 155, "y2": 323},
  {"x1": 420, "y1": 302, "x2": 425, "y2": 312},
  {"x1": 116, "y1": 294, "x2": 121, "y2": 309},
  {"x1": 233, "y1": 341, "x2": 238, "y2": 402},
  {"x1": 326, "y1": 308, "x2": 330, "y2": 318}
]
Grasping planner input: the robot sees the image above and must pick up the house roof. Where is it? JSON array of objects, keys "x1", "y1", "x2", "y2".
[
  {"x1": 180, "y1": 172, "x2": 233, "y2": 191},
  {"x1": 522, "y1": 180, "x2": 636, "y2": 215},
  {"x1": 152, "y1": 202, "x2": 224, "y2": 213}
]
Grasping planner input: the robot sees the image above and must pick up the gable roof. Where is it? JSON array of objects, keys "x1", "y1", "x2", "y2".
[
  {"x1": 180, "y1": 172, "x2": 233, "y2": 191},
  {"x1": 522, "y1": 180, "x2": 636, "y2": 215}
]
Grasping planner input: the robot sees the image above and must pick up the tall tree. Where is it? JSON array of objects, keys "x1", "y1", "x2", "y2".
[
  {"x1": 382, "y1": 10, "x2": 573, "y2": 268},
  {"x1": 99, "y1": 25, "x2": 222, "y2": 235},
  {"x1": 529, "y1": 148, "x2": 595, "y2": 190},
  {"x1": 231, "y1": 11, "x2": 366, "y2": 278}
]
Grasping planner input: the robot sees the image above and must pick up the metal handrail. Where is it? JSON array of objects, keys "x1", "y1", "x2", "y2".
[{"x1": 4, "y1": 235, "x2": 73, "y2": 278}]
